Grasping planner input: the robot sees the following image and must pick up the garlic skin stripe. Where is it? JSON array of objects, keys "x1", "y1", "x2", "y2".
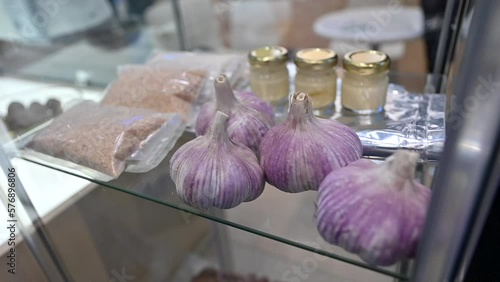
[
  {"x1": 316, "y1": 150, "x2": 431, "y2": 266},
  {"x1": 259, "y1": 92, "x2": 363, "y2": 193},
  {"x1": 195, "y1": 74, "x2": 275, "y2": 155},
  {"x1": 170, "y1": 111, "x2": 265, "y2": 209}
]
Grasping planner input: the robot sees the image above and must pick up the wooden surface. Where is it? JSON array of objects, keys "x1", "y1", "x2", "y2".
[
  {"x1": 281, "y1": 0, "x2": 348, "y2": 49},
  {"x1": 279, "y1": 0, "x2": 427, "y2": 74}
]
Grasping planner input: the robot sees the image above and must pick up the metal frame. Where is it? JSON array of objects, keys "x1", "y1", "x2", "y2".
[
  {"x1": 0, "y1": 145, "x2": 71, "y2": 281},
  {"x1": 433, "y1": 0, "x2": 468, "y2": 92},
  {"x1": 413, "y1": 0, "x2": 500, "y2": 281},
  {"x1": 171, "y1": 0, "x2": 187, "y2": 51}
]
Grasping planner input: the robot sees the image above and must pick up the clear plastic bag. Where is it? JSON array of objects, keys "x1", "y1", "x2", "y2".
[
  {"x1": 101, "y1": 64, "x2": 207, "y2": 123},
  {"x1": 145, "y1": 51, "x2": 246, "y2": 131},
  {"x1": 22, "y1": 101, "x2": 185, "y2": 181},
  {"x1": 146, "y1": 51, "x2": 246, "y2": 103}
]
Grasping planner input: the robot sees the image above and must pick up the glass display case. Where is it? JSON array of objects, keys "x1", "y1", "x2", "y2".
[{"x1": 0, "y1": 0, "x2": 498, "y2": 281}]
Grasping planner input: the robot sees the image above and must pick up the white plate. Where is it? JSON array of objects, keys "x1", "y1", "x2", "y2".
[{"x1": 314, "y1": 6, "x2": 424, "y2": 43}]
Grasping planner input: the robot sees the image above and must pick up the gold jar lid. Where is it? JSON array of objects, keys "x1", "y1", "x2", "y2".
[
  {"x1": 294, "y1": 48, "x2": 337, "y2": 70},
  {"x1": 343, "y1": 50, "x2": 391, "y2": 75},
  {"x1": 248, "y1": 46, "x2": 288, "y2": 67}
]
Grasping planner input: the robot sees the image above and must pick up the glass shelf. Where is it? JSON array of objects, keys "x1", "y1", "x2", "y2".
[
  {"x1": 22, "y1": 132, "x2": 411, "y2": 281},
  {"x1": 2, "y1": 71, "x2": 447, "y2": 281}
]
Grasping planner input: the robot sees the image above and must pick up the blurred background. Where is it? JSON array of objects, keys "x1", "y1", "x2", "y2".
[{"x1": 0, "y1": 0, "x2": 451, "y2": 87}]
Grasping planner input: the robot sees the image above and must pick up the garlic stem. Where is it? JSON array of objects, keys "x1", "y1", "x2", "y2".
[
  {"x1": 384, "y1": 150, "x2": 419, "y2": 180},
  {"x1": 214, "y1": 74, "x2": 237, "y2": 115},
  {"x1": 205, "y1": 111, "x2": 231, "y2": 144},
  {"x1": 288, "y1": 92, "x2": 315, "y2": 126}
]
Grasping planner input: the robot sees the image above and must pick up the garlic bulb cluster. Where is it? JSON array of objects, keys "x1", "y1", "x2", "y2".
[
  {"x1": 316, "y1": 150, "x2": 431, "y2": 266},
  {"x1": 259, "y1": 92, "x2": 362, "y2": 193},
  {"x1": 195, "y1": 74, "x2": 275, "y2": 155},
  {"x1": 170, "y1": 111, "x2": 265, "y2": 209}
]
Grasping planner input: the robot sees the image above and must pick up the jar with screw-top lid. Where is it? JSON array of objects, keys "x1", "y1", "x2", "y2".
[
  {"x1": 294, "y1": 48, "x2": 338, "y2": 109},
  {"x1": 248, "y1": 46, "x2": 289, "y2": 104},
  {"x1": 341, "y1": 50, "x2": 391, "y2": 114}
]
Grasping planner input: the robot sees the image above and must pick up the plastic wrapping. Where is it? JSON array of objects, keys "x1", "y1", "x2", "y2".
[
  {"x1": 242, "y1": 63, "x2": 447, "y2": 161},
  {"x1": 146, "y1": 51, "x2": 246, "y2": 103},
  {"x1": 22, "y1": 101, "x2": 185, "y2": 181},
  {"x1": 101, "y1": 64, "x2": 207, "y2": 123},
  {"x1": 333, "y1": 84, "x2": 446, "y2": 161}
]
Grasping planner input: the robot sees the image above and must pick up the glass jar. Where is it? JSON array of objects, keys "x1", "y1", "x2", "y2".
[
  {"x1": 341, "y1": 50, "x2": 391, "y2": 114},
  {"x1": 294, "y1": 48, "x2": 338, "y2": 109},
  {"x1": 248, "y1": 46, "x2": 289, "y2": 104}
]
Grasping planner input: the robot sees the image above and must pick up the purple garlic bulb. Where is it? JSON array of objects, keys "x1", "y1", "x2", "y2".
[
  {"x1": 259, "y1": 92, "x2": 362, "y2": 193},
  {"x1": 316, "y1": 150, "x2": 432, "y2": 266},
  {"x1": 195, "y1": 74, "x2": 275, "y2": 155},
  {"x1": 170, "y1": 111, "x2": 265, "y2": 209}
]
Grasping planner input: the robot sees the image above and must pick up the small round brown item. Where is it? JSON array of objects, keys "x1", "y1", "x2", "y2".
[
  {"x1": 46, "y1": 99, "x2": 63, "y2": 116},
  {"x1": 5, "y1": 102, "x2": 31, "y2": 130},
  {"x1": 29, "y1": 102, "x2": 53, "y2": 125},
  {"x1": 5, "y1": 100, "x2": 62, "y2": 133},
  {"x1": 7, "y1": 102, "x2": 25, "y2": 114}
]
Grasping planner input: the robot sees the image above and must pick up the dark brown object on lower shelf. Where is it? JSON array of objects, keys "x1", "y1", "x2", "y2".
[
  {"x1": 192, "y1": 268, "x2": 272, "y2": 282},
  {"x1": 27, "y1": 101, "x2": 170, "y2": 178},
  {"x1": 46, "y1": 98, "x2": 63, "y2": 115},
  {"x1": 4, "y1": 99, "x2": 63, "y2": 133}
]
